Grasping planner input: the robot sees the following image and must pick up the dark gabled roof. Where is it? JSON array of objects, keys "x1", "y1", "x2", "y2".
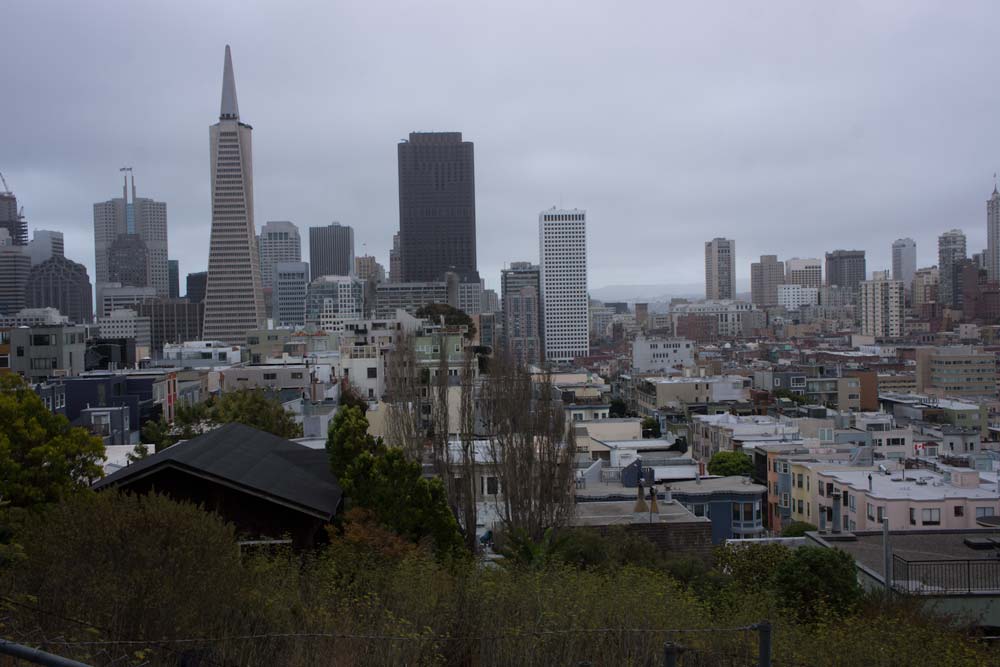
[{"x1": 95, "y1": 423, "x2": 341, "y2": 519}]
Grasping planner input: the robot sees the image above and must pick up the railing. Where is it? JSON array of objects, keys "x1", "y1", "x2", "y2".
[
  {"x1": 600, "y1": 467, "x2": 623, "y2": 483},
  {"x1": 892, "y1": 555, "x2": 1000, "y2": 594}
]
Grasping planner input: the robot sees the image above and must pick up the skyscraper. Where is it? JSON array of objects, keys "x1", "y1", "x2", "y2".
[
  {"x1": 705, "y1": 238, "x2": 736, "y2": 300},
  {"x1": 388, "y1": 233, "x2": 401, "y2": 282},
  {"x1": 938, "y1": 229, "x2": 967, "y2": 308},
  {"x1": 107, "y1": 234, "x2": 150, "y2": 287},
  {"x1": 309, "y1": 222, "x2": 354, "y2": 279},
  {"x1": 202, "y1": 45, "x2": 266, "y2": 344},
  {"x1": 539, "y1": 208, "x2": 588, "y2": 363},
  {"x1": 0, "y1": 246, "x2": 30, "y2": 315},
  {"x1": 860, "y1": 272, "x2": 904, "y2": 339},
  {"x1": 25, "y1": 255, "x2": 93, "y2": 324},
  {"x1": 987, "y1": 186, "x2": 1000, "y2": 282},
  {"x1": 891, "y1": 238, "x2": 916, "y2": 286},
  {"x1": 273, "y1": 261, "x2": 309, "y2": 326},
  {"x1": 258, "y1": 220, "x2": 301, "y2": 288},
  {"x1": 750, "y1": 255, "x2": 784, "y2": 306},
  {"x1": 397, "y1": 132, "x2": 478, "y2": 283},
  {"x1": 785, "y1": 258, "x2": 823, "y2": 288},
  {"x1": 824, "y1": 250, "x2": 866, "y2": 291},
  {"x1": 355, "y1": 255, "x2": 386, "y2": 282},
  {"x1": 93, "y1": 171, "x2": 168, "y2": 299},
  {"x1": 0, "y1": 184, "x2": 28, "y2": 246},
  {"x1": 186, "y1": 271, "x2": 207, "y2": 304},
  {"x1": 26, "y1": 230, "x2": 64, "y2": 266},
  {"x1": 502, "y1": 262, "x2": 542, "y2": 367}
]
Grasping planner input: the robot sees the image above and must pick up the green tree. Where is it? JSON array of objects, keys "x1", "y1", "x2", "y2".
[
  {"x1": 327, "y1": 405, "x2": 381, "y2": 478},
  {"x1": 343, "y1": 448, "x2": 464, "y2": 559},
  {"x1": 415, "y1": 303, "x2": 476, "y2": 339},
  {"x1": 640, "y1": 416, "x2": 661, "y2": 438},
  {"x1": 0, "y1": 374, "x2": 104, "y2": 508},
  {"x1": 339, "y1": 384, "x2": 369, "y2": 412},
  {"x1": 609, "y1": 398, "x2": 629, "y2": 418},
  {"x1": 781, "y1": 521, "x2": 817, "y2": 537},
  {"x1": 773, "y1": 546, "x2": 861, "y2": 618},
  {"x1": 211, "y1": 389, "x2": 303, "y2": 438},
  {"x1": 707, "y1": 450, "x2": 753, "y2": 477}
]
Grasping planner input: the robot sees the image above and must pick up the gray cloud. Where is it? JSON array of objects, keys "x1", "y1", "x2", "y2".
[{"x1": 3, "y1": 0, "x2": 998, "y2": 293}]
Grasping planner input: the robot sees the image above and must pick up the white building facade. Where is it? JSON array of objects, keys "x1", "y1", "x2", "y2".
[
  {"x1": 539, "y1": 207, "x2": 588, "y2": 362},
  {"x1": 777, "y1": 284, "x2": 819, "y2": 310},
  {"x1": 258, "y1": 221, "x2": 301, "y2": 289}
]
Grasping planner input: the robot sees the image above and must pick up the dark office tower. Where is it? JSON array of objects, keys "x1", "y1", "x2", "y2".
[
  {"x1": 25, "y1": 255, "x2": 94, "y2": 323},
  {"x1": 0, "y1": 186, "x2": 28, "y2": 246},
  {"x1": 186, "y1": 271, "x2": 208, "y2": 304},
  {"x1": 107, "y1": 234, "x2": 150, "y2": 287},
  {"x1": 825, "y1": 250, "x2": 867, "y2": 290},
  {"x1": 0, "y1": 246, "x2": 30, "y2": 314},
  {"x1": 397, "y1": 132, "x2": 478, "y2": 283},
  {"x1": 308, "y1": 222, "x2": 354, "y2": 280},
  {"x1": 168, "y1": 260, "x2": 180, "y2": 298}
]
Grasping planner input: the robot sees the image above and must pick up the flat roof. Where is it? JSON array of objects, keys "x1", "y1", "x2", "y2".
[
  {"x1": 819, "y1": 468, "x2": 1000, "y2": 501},
  {"x1": 571, "y1": 499, "x2": 707, "y2": 526}
]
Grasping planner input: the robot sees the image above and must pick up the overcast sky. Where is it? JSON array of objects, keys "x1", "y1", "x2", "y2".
[{"x1": 3, "y1": 1, "x2": 999, "y2": 295}]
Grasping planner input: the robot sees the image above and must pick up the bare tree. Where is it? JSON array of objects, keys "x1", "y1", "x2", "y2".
[
  {"x1": 456, "y1": 348, "x2": 479, "y2": 551},
  {"x1": 383, "y1": 333, "x2": 425, "y2": 460},
  {"x1": 481, "y1": 354, "x2": 576, "y2": 540}
]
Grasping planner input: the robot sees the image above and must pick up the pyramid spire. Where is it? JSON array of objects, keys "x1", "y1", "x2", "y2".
[{"x1": 220, "y1": 45, "x2": 239, "y2": 120}]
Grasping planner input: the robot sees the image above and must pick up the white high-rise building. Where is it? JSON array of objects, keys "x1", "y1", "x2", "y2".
[
  {"x1": 777, "y1": 284, "x2": 819, "y2": 310},
  {"x1": 257, "y1": 221, "x2": 301, "y2": 289},
  {"x1": 27, "y1": 230, "x2": 64, "y2": 266},
  {"x1": 785, "y1": 258, "x2": 823, "y2": 288},
  {"x1": 861, "y1": 274, "x2": 905, "y2": 338},
  {"x1": 891, "y1": 238, "x2": 916, "y2": 287},
  {"x1": 202, "y1": 45, "x2": 266, "y2": 345},
  {"x1": 987, "y1": 186, "x2": 1000, "y2": 282},
  {"x1": 539, "y1": 207, "x2": 588, "y2": 363},
  {"x1": 705, "y1": 237, "x2": 736, "y2": 300}
]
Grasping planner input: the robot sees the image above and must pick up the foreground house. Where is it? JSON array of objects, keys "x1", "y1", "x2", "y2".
[{"x1": 94, "y1": 423, "x2": 342, "y2": 547}]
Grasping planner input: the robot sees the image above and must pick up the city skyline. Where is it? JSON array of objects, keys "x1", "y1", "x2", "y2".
[{"x1": 3, "y1": 3, "x2": 1000, "y2": 294}]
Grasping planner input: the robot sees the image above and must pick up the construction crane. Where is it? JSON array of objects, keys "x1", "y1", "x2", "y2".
[{"x1": 0, "y1": 171, "x2": 11, "y2": 196}]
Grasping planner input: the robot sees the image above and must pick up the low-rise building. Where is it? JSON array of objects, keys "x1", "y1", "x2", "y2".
[
  {"x1": 635, "y1": 375, "x2": 749, "y2": 416},
  {"x1": 631, "y1": 336, "x2": 694, "y2": 373},
  {"x1": 9, "y1": 324, "x2": 89, "y2": 381}
]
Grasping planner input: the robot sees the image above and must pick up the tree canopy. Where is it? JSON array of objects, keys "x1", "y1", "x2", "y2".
[
  {"x1": 781, "y1": 521, "x2": 818, "y2": 537},
  {"x1": 415, "y1": 302, "x2": 476, "y2": 338},
  {"x1": 707, "y1": 450, "x2": 753, "y2": 477},
  {"x1": 0, "y1": 374, "x2": 104, "y2": 508},
  {"x1": 640, "y1": 416, "x2": 661, "y2": 438}
]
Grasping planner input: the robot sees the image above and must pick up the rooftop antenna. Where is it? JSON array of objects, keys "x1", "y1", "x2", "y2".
[{"x1": 120, "y1": 166, "x2": 133, "y2": 203}]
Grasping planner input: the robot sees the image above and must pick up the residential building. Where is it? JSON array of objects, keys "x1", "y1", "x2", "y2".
[
  {"x1": 0, "y1": 246, "x2": 30, "y2": 315},
  {"x1": 26, "y1": 230, "x2": 64, "y2": 266},
  {"x1": 987, "y1": 186, "x2": 1000, "y2": 282},
  {"x1": 589, "y1": 303, "x2": 615, "y2": 341},
  {"x1": 750, "y1": 254, "x2": 784, "y2": 306},
  {"x1": 892, "y1": 238, "x2": 917, "y2": 287},
  {"x1": 458, "y1": 279, "x2": 484, "y2": 315},
  {"x1": 0, "y1": 307, "x2": 68, "y2": 328},
  {"x1": 162, "y1": 340, "x2": 243, "y2": 367},
  {"x1": 305, "y1": 275, "x2": 363, "y2": 331},
  {"x1": 202, "y1": 45, "x2": 266, "y2": 345},
  {"x1": 669, "y1": 300, "x2": 762, "y2": 339},
  {"x1": 938, "y1": 229, "x2": 967, "y2": 308},
  {"x1": 9, "y1": 324, "x2": 89, "y2": 381},
  {"x1": 135, "y1": 299, "x2": 205, "y2": 357},
  {"x1": 258, "y1": 220, "x2": 301, "y2": 289},
  {"x1": 912, "y1": 267, "x2": 939, "y2": 307},
  {"x1": 636, "y1": 375, "x2": 749, "y2": 416},
  {"x1": 309, "y1": 222, "x2": 354, "y2": 280},
  {"x1": 825, "y1": 250, "x2": 866, "y2": 291},
  {"x1": 671, "y1": 477, "x2": 767, "y2": 542},
  {"x1": 777, "y1": 284, "x2": 819, "y2": 310},
  {"x1": 631, "y1": 337, "x2": 694, "y2": 373},
  {"x1": 690, "y1": 413, "x2": 800, "y2": 462},
  {"x1": 397, "y1": 132, "x2": 478, "y2": 283},
  {"x1": 273, "y1": 261, "x2": 309, "y2": 326},
  {"x1": 705, "y1": 237, "x2": 736, "y2": 300},
  {"x1": 501, "y1": 262, "x2": 541, "y2": 365},
  {"x1": 93, "y1": 171, "x2": 168, "y2": 299},
  {"x1": 860, "y1": 273, "x2": 904, "y2": 338},
  {"x1": 785, "y1": 258, "x2": 823, "y2": 289},
  {"x1": 539, "y1": 208, "x2": 588, "y2": 362},
  {"x1": 185, "y1": 271, "x2": 207, "y2": 304}
]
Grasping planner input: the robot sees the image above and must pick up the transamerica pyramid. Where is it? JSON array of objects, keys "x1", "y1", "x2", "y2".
[{"x1": 202, "y1": 45, "x2": 266, "y2": 345}]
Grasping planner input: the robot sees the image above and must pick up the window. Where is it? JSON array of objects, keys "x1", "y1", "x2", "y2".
[
  {"x1": 976, "y1": 507, "x2": 996, "y2": 518},
  {"x1": 796, "y1": 474, "x2": 803, "y2": 488},
  {"x1": 263, "y1": 373, "x2": 277, "y2": 381},
  {"x1": 743, "y1": 503, "x2": 753, "y2": 521},
  {"x1": 781, "y1": 493, "x2": 790, "y2": 508},
  {"x1": 954, "y1": 506, "x2": 965, "y2": 518},
  {"x1": 867, "y1": 503, "x2": 875, "y2": 521},
  {"x1": 486, "y1": 477, "x2": 498, "y2": 496},
  {"x1": 909, "y1": 508, "x2": 916, "y2": 525},
  {"x1": 291, "y1": 372, "x2": 303, "y2": 380},
  {"x1": 367, "y1": 367, "x2": 377, "y2": 379},
  {"x1": 922, "y1": 508, "x2": 941, "y2": 526},
  {"x1": 877, "y1": 506, "x2": 885, "y2": 523},
  {"x1": 797, "y1": 499, "x2": 803, "y2": 514}
]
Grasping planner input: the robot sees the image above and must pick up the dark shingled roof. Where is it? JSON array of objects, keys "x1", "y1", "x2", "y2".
[{"x1": 95, "y1": 422, "x2": 341, "y2": 519}]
